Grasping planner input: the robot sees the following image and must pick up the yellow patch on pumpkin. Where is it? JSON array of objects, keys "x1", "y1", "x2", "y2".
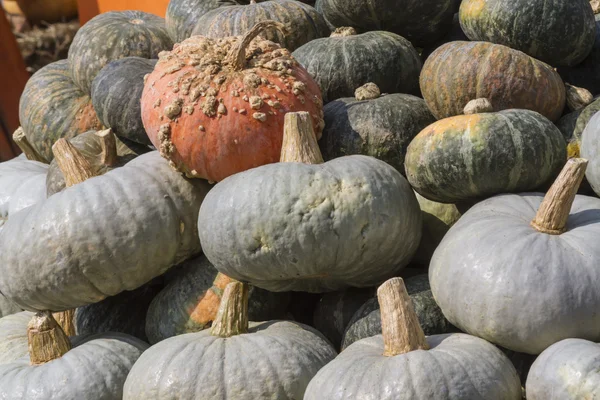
[{"x1": 460, "y1": 0, "x2": 487, "y2": 20}]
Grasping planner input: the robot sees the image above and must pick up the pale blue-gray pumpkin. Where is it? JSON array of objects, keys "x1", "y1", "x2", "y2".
[
  {"x1": 581, "y1": 112, "x2": 600, "y2": 196},
  {"x1": 560, "y1": 96, "x2": 600, "y2": 159},
  {"x1": 0, "y1": 295, "x2": 22, "y2": 319},
  {"x1": 0, "y1": 311, "x2": 33, "y2": 365}
]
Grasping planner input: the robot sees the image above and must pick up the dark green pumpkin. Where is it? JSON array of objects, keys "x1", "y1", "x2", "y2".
[
  {"x1": 459, "y1": 0, "x2": 595, "y2": 67},
  {"x1": 317, "y1": 0, "x2": 455, "y2": 47},
  {"x1": 341, "y1": 274, "x2": 455, "y2": 350},
  {"x1": 18, "y1": 60, "x2": 103, "y2": 162},
  {"x1": 319, "y1": 89, "x2": 435, "y2": 173},
  {"x1": 557, "y1": 96, "x2": 600, "y2": 158},
  {"x1": 191, "y1": 0, "x2": 329, "y2": 52},
  {"x1": 91, "y1": 57, "x2": 156, "y2": 145},
  {"x1": 558, "y1": 18, "x2": 600, "y2": 95},
  {"x1": 405, "y1": 110, "x2": 567, "y2": 203},
  {"x1": 165, "y1": 0, "x2": 232, "y2": 43},
  {"x1": 421, "y1": 41, "x2": 566, "y2": 122},
  {"x1": 293, "y1": 30, "x2": 422, "y2": 104},
  {"x1": 68, "y1": 11, "x2": 173, "y2": 94},
  {"x1": 421, "y1": 13, "x2": 468, "y2": 61}
]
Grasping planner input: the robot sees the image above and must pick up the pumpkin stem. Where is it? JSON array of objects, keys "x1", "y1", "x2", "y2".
[
  {"x1": 463, "y1": 98, "x2": 493, "y2": 115},
  {"x1": 227, "y1": 21, "x2": 287, "y2": 71},
  {"x1": 28, "y1": 311, "x2": 72, "y2": 365},
  {"x1": 12, "y1": 127, "x2": 45, "y2": 163},
  {"x1": 52, "y1": 309, "x2": 76, "y2": 337},
  {"x1": 378, "y1": 277, "x2": 429, "y2": 357},
  {"x1": 355, "y1": 83, "x2": 380, "y2": 101},
  {"x1": 531, "y1": 158, "x2": 588, "y2": 234},
  {"x1": 210, "y1": 281, "x2": 249, "y2": 338},
  {"x1": 96, "y1": 129, "x2": 118, "y2": 167},
  {"x1": 565, "y1": 83, "x2": 593, "y2": 112},
  {"x1": 330, "y1": 27, "x2": 357, "y2": 37},
  {"x1": 52, "y1": 138, "x2": 99, "y2": 187},
  {"x1": 280, "y1": 111, "x2": 324, "y2": 164}
]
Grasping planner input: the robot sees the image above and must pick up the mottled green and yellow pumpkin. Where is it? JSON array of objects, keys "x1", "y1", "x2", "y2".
[{"x1": 165, "y1": 0, "x2": 230, "y2": 42}]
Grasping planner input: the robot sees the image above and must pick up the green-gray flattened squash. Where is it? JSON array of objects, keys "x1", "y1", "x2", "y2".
[
  {"x1": 405, "y1": 109, "x2": 567, "y2": 203},
  {"x1": 0, "y1": 151, "x2": 211, "y2": 311},
  {"x1": 558, "y1": 18, "x2": 600, "y2": 95},
  {"x1": 0, "y1": 311, "x2": 33, "y2": 365},
  {"x1": 561, "y1": 96, "x2": 600, "y2": 158},
  {"x1": 165, "y1": 0, "x2": 234, "y2": 42}
]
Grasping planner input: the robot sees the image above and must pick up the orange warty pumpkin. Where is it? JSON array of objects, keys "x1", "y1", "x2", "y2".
[{"x1": 141, "y1": 21, "x2": 324, "y2": 182}]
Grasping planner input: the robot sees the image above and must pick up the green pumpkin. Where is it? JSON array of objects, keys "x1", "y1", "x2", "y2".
[
  {"x1": 421, "y1": 41, "x2": 566, "y2": 122},
  {"x1": 0, "y1": 311, "x2": 33, "y2": 365},
  {"x1": 558, "y1": 18, "x2": 600, "y2": 95},
  {"x1": 405, "y1": 109, "x2": 567, "y2": 203},
  {"x1": 165, "y1": 0, "x2": 232, "y2": 42},
  {"x1": 557, "y1": 96, "x2": 600, "y2": 158},
  {"x1": 421, "y1": 13, "x2": 468, "y2": 61},
  {"x1": 459, "y1": 0, "x2": 595, "y2": 67},
  {"x1": 19, "y1": 60, "x2": 103, "y2": 162},
  {"x1": 68, "y1": 11, "x2": 173, "y2": 94}
]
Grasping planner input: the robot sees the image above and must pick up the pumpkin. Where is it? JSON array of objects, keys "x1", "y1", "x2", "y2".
[
  {"x1": 421, "y1": 13, "x2": 468, "y2": 61},
  {"x1": 526, "y1": 338, "x2": 600, "y2": 399},
  {"x1": 68, "y1": 11, "x2": 173, "y2": 95},
  {"x1": 145, "y1": 255, "x2": 290, "y2": 344},
  {"x1": 421, "y1": 41, "x2": 566, "y2": 122},
  {"x1": 293, "y1": 29, "x2": 422, "y2": 104},
  {"x1": 558, "y1": 18, "x2": 600, "y2": 95},
  {"x1": 459, "y1": 0, "x2": 596, "y2": 67},
  {"x1": 316, "y1": 0, "x2": 455, "y2": 47},
  {"x1": 198, "y1": 112, "x2": 422, "y2": 292},
  {"x1": 123, "y1": 282, "x2": 337, "y2": 399},
  {"x1": 0, "y1": 311, "x2": 33, "y2": 365},
  {"x1": 165, "y1": 0, "x2": 229, "y2": 42},
  {"x1": 141, "y1": 21, "x2": 324, "y2": 182},
  {"x1": 559, "y1": 96, "x2": 600, "y2": 158},
  {"x1": 15, "y1": 0, "x2": 77, "y2": 24},
  {"x1": 319, "y1": 83, "x2": 435, "y2": 173},
  {"x1": 0, "y1": 295, "x2": 22, "y2": 319},
  {"x1": 405, "y1": 108, "x2": 567, "y2": 203},
  {"x1": 91, "y1": 57, "x2": 157, "y2": 145},
  {"x1": 18, "y1": 60, "x2": 103, "y2": 162},
  {"x1": 312, "y1": 287, "x2": 374, "y2": 349},
  {"x1": 0, "y1": 311, "x2": 148, "y2": 399},
  {"x1": 0, "y1": 151, "x2": 211, "y2": 311},
  {"x1": 191, "y1": 0, "x2": 329, "y2": 52},
  {"x1": 430, "y1": 158, "x2": 600, "y2": 354},
  {"x1": 304, "y1": 278, "x2": 522, "y2": 400},
  {"x1": 75, "y1": 279, "x2": 165, "y2": 342},
  {"x1": 581, "y1": 112, "x2": 600, "y2": 196},
  {"x1": 341, "y1": 274, "x2": 455, "y2": 350},
  {"x1": 45, "y1": 130, "x2": 149, "y2": 196}
]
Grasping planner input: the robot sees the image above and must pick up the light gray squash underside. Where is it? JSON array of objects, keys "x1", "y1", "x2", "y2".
[
  {"x1": 0, "y1": 311, "x2": 34, "y2": 365},
  {"x1": 0, "y1": 155, "x2": 47, "y2": 225},
  {"x1": 581, "y1": 111, "x2": 600, "y2": 196}
]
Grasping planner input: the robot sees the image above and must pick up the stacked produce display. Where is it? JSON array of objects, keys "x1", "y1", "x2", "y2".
[{"x1": 2, "y1": 0, "x2": 600, "y2": 398}]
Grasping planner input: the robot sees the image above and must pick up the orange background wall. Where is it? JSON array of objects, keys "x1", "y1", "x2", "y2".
[{"x1": 78, "y1": 0, "x2": 170, "y2": 24}]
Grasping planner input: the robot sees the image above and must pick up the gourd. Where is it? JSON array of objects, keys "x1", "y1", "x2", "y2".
[
  {"x1": 123, "y1": 282, "x2": 337, "y2": 399},
  {"x1": 558, "y1": 17, "x2": 600, "y2": 95},
  {"x1": 341, "y1": 274, "x2": 454, "y2": 350},
  {"x1": 459, "y1": 0, "x2": 596, "y2": 67},
  {"x1": 526, "y1": 338, "x2": 600, "y2": 399},
  {"x1": 319, "y1": 83, "x2": 435, "y2": 173},
  {"x1": 559, "y1": 96, "x2": 600, "y2": 158},
  {"x1": 429, "y1": 158, "x2": 600, "y2": 354},
  {"x1": 0, "y1": 295, "x2": 22, "y2": 319},
  {"x1": 198, "y1": 112, "x2": 422, "y2": 292},
  {"x1": 18, "y1": 60, "x2": 103, "y2": 161},
  {"x1": 421, "y1": 41, "x2": 566, "y2": 122},
  {"x1": 405, "y1": 106, "x2": 567, "y2": 203},
  {"x1": 421, "y1": 13, "x2": 468, "y2": 61},
  {"x1": 317, "y1": 0, "x2": 456, "y2": 47},
  {"x1": 91, "y1": 57, "x2": 157, "y2": 145},
  {"x1": 0, "y1": 149, "x2": 211, "y2": 311},
  {"x1": 191, "y1": 0, "x2": 329, "y2": 52},
  {"x1": 165, "y1": 0, "x2": 230, "y2": 42},
  {"x1": 0, "y1": 311, "x2": 148, "y2": 399},
  {"x1": 581, "y1": 112, "x2": 600, "y2": 196},
  {"x1": 0, "y1": 311, "x2": 33, "y2": 365},
  {"x1": 68, "y1": 11, "x2": 173, "y2": 94},
  {"x1": 293, "y1": 29, "x2": 422, "y2": 104},
  {"x1": 141, "y1": 21, "x2": 324, "y2": 182},
  {"x1": 145, "y1": 255, "x2": 290, "y2": 344},
  {"x1": 304, "y1": 278, "x2": 522, "y2": 399}
]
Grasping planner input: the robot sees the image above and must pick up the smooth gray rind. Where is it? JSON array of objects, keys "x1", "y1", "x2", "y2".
[
  {"x1": 526, "y1": 338, "x2": 600, "y2": 399},
  {"x1": 0, "y1": 294, "x2": 22, "y2": 318},
  {"x1": 0, "y1": 155, "x2": 47, "y2": 222},
  {"x1": 0, "y1": 151, "x2": 211, "y2": 311},
  {"x1": 123, "y1": 320, "x2": 337, "y2": 399},
  {"x1": 0, "y1": 332, "x2": 148, "y2": 400},
  {"x1": 198, "y1": 155, "x2": 422, "y2": 293},
  {"x1": 581, "y1": 111, "x2": 600, "y2": 196},
  {"x1": 430, "y1": 193, "x2": 600, "y2": 354},
  {"x1": 0, "y1": 311, "x2": 34, "y2": 365},
  {"x1": 304, "y1": 333, "x2": 522, "y2": 400}
]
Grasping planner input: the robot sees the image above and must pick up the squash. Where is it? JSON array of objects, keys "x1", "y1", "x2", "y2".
[
  {"x1": 191, "y1": 0, "x2": 329, "y2": 52},
  {"x1": 145, "y1": 255, "x2": 290, "y2": 344},
  {"x1": 68, "y1": 11, "x2": 173, "y2": 94},
  {"x1": 430, "y1": 158, "x2": 600, "y2": 354},
  {"x1": 123, "y1": 282, "x2": 337, "y2": 399},
  {"x1": 91, "y1": 57, "x2": 157, "y2": 145},
  {"x1": 0, "y1": 311, "x2": 33, "y2": 365},
  {"x1": 15, "y1": 0, "x2": 77, "y2": 25},
  {"x1": 581, "y1": 112, "x2": 600, "y2": 196},
  {"x1": 0, "y1": 151, "x2": 211, "y2": 311},
  {"x1": 341, "y1": 274, "x2": 454, "y2": 350},
  {"x1": 319, "y1": 83, "x2": 435, "y2": 173},
  {"x1": 459, "y1": 0, "x2": 596, "y2": 67},
  {"x1": 558, "y1": 18, "x2": 600, "y2": 96},
  {"x1": 317, "y1": 0, "x2": 455, "y2": 47},
  {"x1": 526, "y1": 338, "x2": 600, "y2": 399},
  {"x1": 0, "y1": 295, "x2": 22, "y2": 319},
  {"x1": 421, "y1": 41, "x2": 566, "y2": 122},
  {"x1": 421, "y1": 13, "x2": 468, "y2": 61},
  {"x1": 559, "y1": 96, "x2": 600, "y2": 158},
  {"x1": 293, "y1": 29, "x2": 422, "y2": 104},
  {"x1": 304, "y1": 278, "x2": 522, "y2": 400},
  {"x1": 141, "y1": 21, "x2": 324, "y2": 182},
  {"x1": 405, "y1": 107, "x2": 567, "y2": 203},
  {"x1": 198, "y1": 112, "x2": 422, "y2": 292},
  {"x1": 0, "y1": 311, "x2": 148, "y2": 399},
  {"x1": 19, "y1": 60, "x2": 103, "y2": 162},
  {"x1": 165, "y1": 0, "x2": 230, "y2": 42}
]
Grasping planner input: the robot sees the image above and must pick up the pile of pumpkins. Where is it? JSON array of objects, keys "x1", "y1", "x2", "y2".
[{"x1": 3, "y1": 0, "x2": 600, "y2": 398}]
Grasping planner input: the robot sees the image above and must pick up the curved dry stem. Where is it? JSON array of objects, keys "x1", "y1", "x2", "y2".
[{"x1": 226, "y1": 20, "x2": 287, "y2": 71}]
